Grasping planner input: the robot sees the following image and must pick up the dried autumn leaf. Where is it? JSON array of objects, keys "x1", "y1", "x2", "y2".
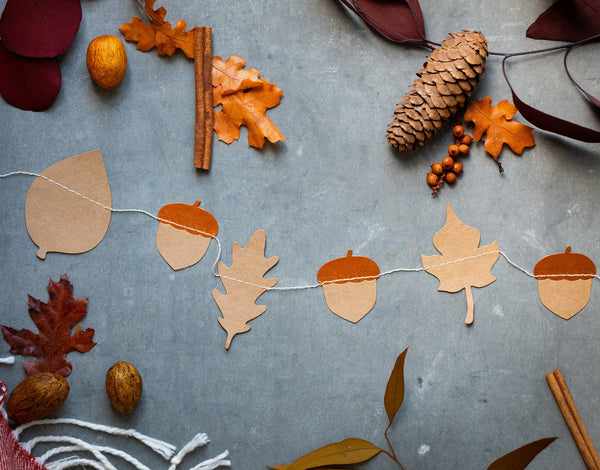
[
  {"x1": 119, "y1": 0, "x2": 195, "y2": 58},
  {"x1": 487, "y1": 437, "x2": 557, "y2": 470},
  {"x1": 1, "y1": 274, "x2": 95, "y2": 377},
  {"x1": 421, "y1": 204, "x2": 499, "y2": 325},
  {"x1": 213, "y1": 72, "x2": 285, "y2": 148},
  {"x1": 384, "y1": 348, "x2": 408, "y2": 425},
  {"x1": 526, "y1": 0, "x2": 600, "y2": 42},
  {"x1": 282, "y1": 438, "x2": 382, "y2": 470},
  {"x1": 212, "y1": 55, "x2": 262, "y2": 96},
  {"x1": 213, "y1": 229, "x2": 279, "y2": 349},
  {"x1": 464, "y1": 97, "x2": 535, "y2": 165}
]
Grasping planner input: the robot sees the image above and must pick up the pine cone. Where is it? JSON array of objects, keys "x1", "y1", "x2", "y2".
[{"x1": 387, "y1": 30, "x2": 488, "y2": 151}]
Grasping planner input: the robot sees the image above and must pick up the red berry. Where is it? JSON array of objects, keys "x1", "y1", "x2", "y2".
[
  {"x1": 426, "y1": 173, "x2": 439, "y2": 186},
  {"x1": 452, "y1": 125, "x2": 464, "y2": 138},
  {"x1": 460, "y1": 134, "x2": 473, "y2": 145},
  {"x1": 445, "y1": 171, "x2": 457, "y2": 183},
  {"x1": 442, "y1": 156, "x2": 455, "y2": 171},
  {"x1": 452, "y1": 161, "x2": 463, "y2": 174},
  {"x1": 458, "y1": 144, "x2": 470, "y2": 155},
  {"x1": 431, "y1": 162, "x2": 443, "y2": 175},
  {"x1": 448, "y1": 144, "x2": 460, "y2": 158}
]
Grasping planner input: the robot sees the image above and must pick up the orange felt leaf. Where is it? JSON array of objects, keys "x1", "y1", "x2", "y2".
[
  {"x1": 464, "y1": 97, "x2": 535, "y2": 158},
  {"x1": 119, "y1": 1, "x2": 195, "y2": 58},
  {"x1": 213, "y1": 69, "x2": 285, "y2": 148},
  {"x1": 212, "y1": 56, "x2": 263, "y2": 96}
]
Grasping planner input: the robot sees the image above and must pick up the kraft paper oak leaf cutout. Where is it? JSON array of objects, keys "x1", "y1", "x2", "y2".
[
  {"x1": 421, "y1": 204, "x2": 500, "y2": 325},
  {"x1": 464, "y1": 97, "x2": 535, "y2": 172},
  {"x1": 1, "y1": 274, "x2": 96, "y2": 378},
  {"x1": 213, "y1": 229, "x2": 279, "y2": 350},
  {"x1": 212, "y1": 55, "x2": 263, "y2": 96}
]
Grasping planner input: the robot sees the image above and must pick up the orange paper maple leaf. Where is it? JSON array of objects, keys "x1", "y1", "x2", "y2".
[
  {"x1": 464, "y1": 97, "x2": 535, "y2": 160},
  {"x1": 119, "y1": 0, "x2": 195, "y2": 58},
  {"x1": 213, "y1": 56, "x2": 285, "y2": 149}
]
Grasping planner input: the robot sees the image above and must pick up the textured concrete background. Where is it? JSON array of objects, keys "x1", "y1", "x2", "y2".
[{"x1": 1, "y1": 1, "x2": 599, "y2": 469}]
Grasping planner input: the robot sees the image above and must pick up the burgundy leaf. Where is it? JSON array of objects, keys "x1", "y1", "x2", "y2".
[
  {"x1": 0, "y1": 40, "x2": 61, "y2": 111},
  {"x1": 564, "y1": 45, "x2": 600, "y2": 107},
  {"x1": 0, "y1": 0, "x2": 82, "y2": 58},
  {"x1": 526, "y1": 0, "x2": 600, "y2": 42},
  {"x1": 339, "y1": 0, "x2": 427, "y2": 45},
  {"x1": 502, "y1": 56, "x2": 600, "y2": 143}
]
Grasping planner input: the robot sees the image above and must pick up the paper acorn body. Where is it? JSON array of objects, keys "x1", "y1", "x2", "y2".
[
  {"x1": 534, "y1": 246, "x2": 596, "y2": 319},
  {"x1": 156, "y1": 200, "x2": 218, "y2": 270},
  {"x1": 317, "y1": 250, "x2": 380, "y2": 323}
]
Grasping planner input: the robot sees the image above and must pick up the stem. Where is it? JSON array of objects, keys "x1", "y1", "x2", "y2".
[
  {"x1": 383, "y1": 423, "x2": 406, "y2": 470},
  {"x1": 464, "y1": 285, "x2": 474, "y2": 325},
  {"x1": 488, "y1": 33, "x2": 600, "y2": 58}
]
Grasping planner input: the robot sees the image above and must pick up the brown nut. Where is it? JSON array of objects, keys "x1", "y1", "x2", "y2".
[
  {"x1": 105, "y1": 361, "x2": 143, "y2": 414},
  {"x1": 7, "y1": 372, "x2": 70, "y2": 423}
]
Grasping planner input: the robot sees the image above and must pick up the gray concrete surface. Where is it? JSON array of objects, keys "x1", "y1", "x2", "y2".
[{"x1": 1, "y1": 1, "x2": 599, "y2": 468}]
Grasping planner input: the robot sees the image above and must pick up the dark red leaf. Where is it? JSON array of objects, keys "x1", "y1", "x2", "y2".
[
  {"x1": 0, "y1": 0, "x2": 82, "y2": 58},
  {"x1": 526, "y1": 0, "x2": 600, "y2": 42},
  {"x1": 339, "y1": 0, "x2": 427, "y2": 45},
  {"x1": 502, "y1": 56, "x2": 600, "y2": 143},
  {"x1": 0, "y1": 40, "x2": 61, "y2": 111}
]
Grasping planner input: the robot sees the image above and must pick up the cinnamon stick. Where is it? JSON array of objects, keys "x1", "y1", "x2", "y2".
[
  {"x1": 194, "y1": 26, "x2": 213, "y2": 170},
  {"x1": 546, "y1": 369, "x2": 600, "y2": 470}
]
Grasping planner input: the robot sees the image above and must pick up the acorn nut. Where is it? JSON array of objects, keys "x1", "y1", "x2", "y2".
[
  {"x1": 105, "y1": 361, "x2": 143, "y2": 414},
  {"x1": 7, "y1": 372, "x2": 70, "y2": 423}
]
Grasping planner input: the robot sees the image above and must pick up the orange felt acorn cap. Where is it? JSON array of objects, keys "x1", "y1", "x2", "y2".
[
  {"x1": 534, "y1": 246, "x2": 596, "y2": 281},
  {"x1": 157, "y1": 201, "x2": 218, "y2": 237},
  {"x1": 317, "y1": 250, "x2": 380, "y2": 285}
]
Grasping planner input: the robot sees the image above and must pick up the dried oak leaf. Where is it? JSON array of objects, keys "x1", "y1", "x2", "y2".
[
  {"x1": 119, "y1": 0, "x2": 195, "y2": 58},
  {"x1": 464, "y1": 97, "x2": 535, "y2": 167},
  {"x1": 213, "y1": 57, "x2": 285, "y2": 148},
  {"x1": 1, "y1": 274, "x2": 95, "y2": 377},
  {"x1": 212, "y1": 56, "x2": 262, "y2": 96}
]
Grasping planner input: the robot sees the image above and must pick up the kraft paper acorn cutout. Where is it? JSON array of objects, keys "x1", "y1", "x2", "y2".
[
  {"x1": 156, "y1": 200, "x2": 218, "y2": 270},
  {"x1": 317, "y1": 250, "x2": 380, "y2": 323},
  {"x1": 534, "y1": 246, "x2": 596, "y2": 319},
  {"x1": 25, "y1": 149, "x2": 112, "y2": 259}
]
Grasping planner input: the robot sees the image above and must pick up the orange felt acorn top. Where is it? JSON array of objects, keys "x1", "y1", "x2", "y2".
[
  {"x1": 157, "y1": 201, "x2": 218, "y2": 237},
  {"x1": 534, "y1": 246, "x2": 596, "y2": 281},
  {"x1": 317, "y1": 250, "x2": 380, "y2": 285}
]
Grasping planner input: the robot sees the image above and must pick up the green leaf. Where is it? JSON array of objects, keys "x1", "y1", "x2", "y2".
[
  {"x1": 487, "y1": 437, "x2": 557, "y2": 470},
  {"x1": 384, "y1": 348, "x2": 408, "y2": 424},
  {"x1": 282, "y1": 438, "x2": 382, "y2": 470}
]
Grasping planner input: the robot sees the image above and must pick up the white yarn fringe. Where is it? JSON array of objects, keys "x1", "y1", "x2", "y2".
[
  {"x1": 189, "y1": 450, "x2": 231, "y2": 470},
  {"x1": 0, "y1": 356, "x2": 15, "y2": 364},
  {"x1": 169, "y1": 433, "x2": 209, "y2": 469}
]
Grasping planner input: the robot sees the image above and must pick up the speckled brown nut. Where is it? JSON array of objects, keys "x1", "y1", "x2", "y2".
[
  {"x1": 7, "y1": 372, "x2": 70, "y2": 423},
  {"x1": 105, "y1": 361, "x2": 143, "y2": 414}
]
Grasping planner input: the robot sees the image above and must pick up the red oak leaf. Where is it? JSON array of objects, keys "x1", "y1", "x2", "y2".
[{"x1": 1, "y1": 274, "x2": 95, "y2": 377}]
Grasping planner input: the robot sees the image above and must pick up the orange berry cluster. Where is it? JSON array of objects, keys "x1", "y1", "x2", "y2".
[{"x1": 427, "y1": 125, "x2": 473, "y2": 195}]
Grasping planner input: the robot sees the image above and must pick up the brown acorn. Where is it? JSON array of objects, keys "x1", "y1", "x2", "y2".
[
  {"x1": 105, "y1": 361, "x2": 143, "y2": 414},
  {"x1": 7, "y1": 372, "x2": 70, "y2": 423}
]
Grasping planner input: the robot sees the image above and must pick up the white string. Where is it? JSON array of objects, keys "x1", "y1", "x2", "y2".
[
  {"x1": 0, "y1": 356, "x2": 15, "y2": 364},
  {"x1": 2, "y1": 171, "x2": 599, "y2": 291},
  {"x1": 168, "y1": 433, "x2": 209, "y2": 470},
  {"x1": 189, "y1": 450, "x2": 231, "y2": 470},
  {"x1": 46, "y1": 457, "x2": 106, "y2": 470}
]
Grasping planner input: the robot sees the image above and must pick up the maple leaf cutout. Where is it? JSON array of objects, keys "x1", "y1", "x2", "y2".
[
  {"x1": 464, "y1": 97, "x2": 535, "y2": 165},
  {"x1": 119, "y1": 0, "x2": 195, "y2": 58},
  {"x1": 213, "y1": 56, "x2": 285, "y2": 149},
  {"x1": 1, "y1": 274, "x2": 95, "y2": 377},
  {"x1": 213, "y1": 229, "x2": 278, "y2": 349},
  {"x1": 421, "y1": 204, "x2": 500, "y2": 325}
]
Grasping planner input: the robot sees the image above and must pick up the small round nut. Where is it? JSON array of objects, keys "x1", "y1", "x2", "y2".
[
  {"x1": 106, "y1": 361, "x2": 143, "y2": 414},
  {"x1": 442, "y1": 156, "x2": 455, "y2": 171}
]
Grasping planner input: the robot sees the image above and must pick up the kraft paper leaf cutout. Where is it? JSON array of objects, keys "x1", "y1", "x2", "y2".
[
  {"x1": 25, "y1": 150, "x2": 112, "y2": 259},
  {"x1": 317, "y1": 249, "x2": 380, "y2": 323},
  {"x1": 421, "y1": 204, "x2": 499, "y2": 325},
  {"x1": 526, "y1": 0, "x2": 600, "y2": 42},
  {"x1": 212, "y1": 55, "x2": 263, "y2": 96},
  {"x1": 213, "y1": 229, "x2": 278, "y2": 350},
  {"x1": 0, "y1": 40, "x2": 61, "y2": 111},
  {"x1": 213, "y1": 61, "x2": 285, "y2": 149},
  {"x1": 0, "y1": 0, "x2": 82, "y2": 58},
  {"x1": 534, "y1": 246, "x2": 596, "y2": 319},
  {"x1": 156, "y1": 200, "x2": 218, "y2": 270},
  {"x1": 337, "y1": 0, "x2": 427, "y2": 45},
  {"x1": 1, "y1": 274, "x2": 96, "y2": 378},
  {"x1": 384, "y1": 348, "x2": 408, "y2": 425},
  {"x1": 487, "y1": 437, "x2": 557, "y2": 470},
  {"x1": 464, "y1": 97, "x2": 535, "y2": 171},
  {"x1": 119, "y1": 0, "x2": 195, "y2": 58}
]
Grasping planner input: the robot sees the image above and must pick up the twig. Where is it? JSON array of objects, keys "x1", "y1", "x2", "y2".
[{"x1": 194, "y1": 26, "x2": 214, "y2": 170}]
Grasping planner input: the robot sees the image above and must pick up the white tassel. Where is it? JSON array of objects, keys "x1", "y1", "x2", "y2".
[
  {"x1": 190, "y1": 450, "x2": 231, "y2": 470},
  {"x1": 169, "y1": 433, "x2": 209, "y2": 470}
]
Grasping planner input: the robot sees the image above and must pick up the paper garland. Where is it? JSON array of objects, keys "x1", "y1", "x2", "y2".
[{"x1": 3, "y1": 155, "x2": 600, "y2": 349}]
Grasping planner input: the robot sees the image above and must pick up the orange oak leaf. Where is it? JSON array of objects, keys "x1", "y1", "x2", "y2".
[
  {"x1": 213, "y1": 61, "x2": 285, "y2": 148},
  {"x1": 212, "y1": 56, "x2": 262, "y2": 96},
  {"x1": 421, "y1": 204, "x2": 499, "y2": 325},
  {"x1": 1, "y1": 274, "x2": 95, "y2": 377},
  {"x1": 119, "y1": 0, "x2": 195, "y2": 58},
  {"x1": 464, "y1": 97, "x2": 535, "y2": 162}
]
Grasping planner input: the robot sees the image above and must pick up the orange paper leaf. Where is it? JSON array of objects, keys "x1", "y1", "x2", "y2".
[
  {"x1": 213, "y1": 58, "x2": 285, "y2": 148},
  {"x1": 384, "y1": 348, "x2": 408, "y2": 425},
  {"x1": 119, "y1": 0, "x2": 195, "y2": 58},
  {"x1": 421, "y1": 204, "x2": 499, "y2": 324},
  {"x1": 464, "y1": 97, "x2": 535, "y2": 159}
]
